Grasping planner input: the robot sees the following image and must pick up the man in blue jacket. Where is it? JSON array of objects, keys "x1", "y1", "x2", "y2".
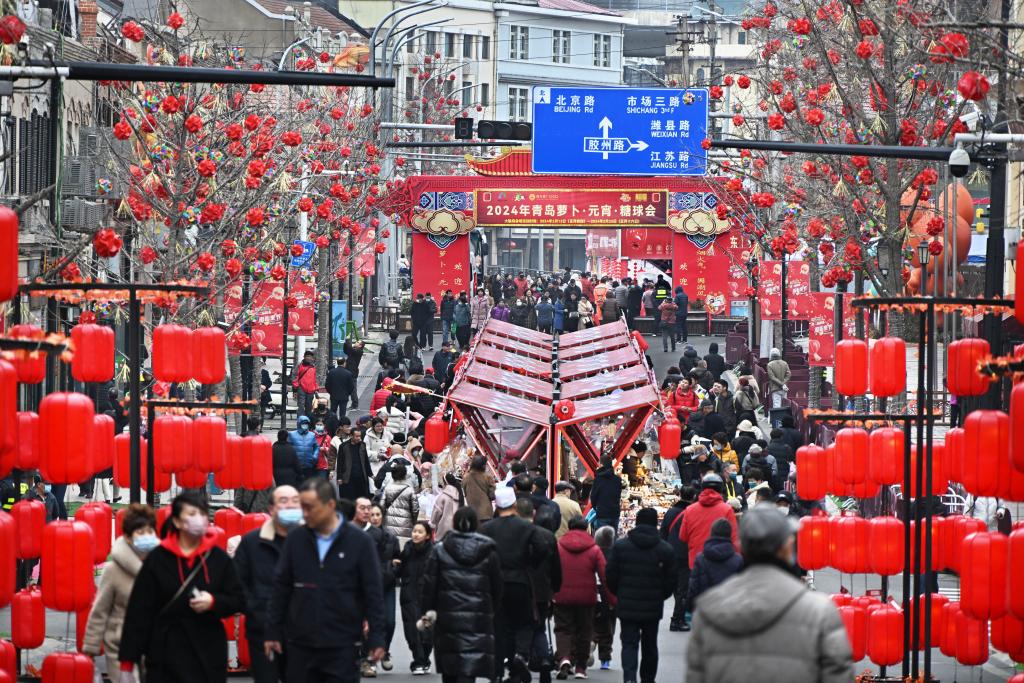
[
  {"x1": 288, "y1": 415, "x2": 319, "y2": 482},
  {"x1": 265, "y1": 478, "x2": 385, "y2": 683}
]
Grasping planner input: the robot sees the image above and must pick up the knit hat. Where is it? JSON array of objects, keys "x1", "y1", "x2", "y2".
[
  {"x1": 635, "y1": 507, "x2": 659, "y2": 527},
  {"x1": 495, "y1": 487, "x2": 516, "y2": 510},
  {"x1": 711, "y1": 518, "x2": 733, "y2": 539}
]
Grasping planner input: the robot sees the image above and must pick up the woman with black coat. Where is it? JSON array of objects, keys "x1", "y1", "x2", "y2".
[
  {"x1": 337, "y1": 427, "x2": 374, "y2": 502},
  {"x1": 421, "y1": 507, "x2": 504, "y2": 683},
  {"x1": 272, "y1": 429, "x2": 302, "y2": 487},
  {"x1": 118, "y1": 491, "x2": 244, "y2": 683},
  {"x1": 397, "y1": 521, "x2": 435, "y2": 674}
]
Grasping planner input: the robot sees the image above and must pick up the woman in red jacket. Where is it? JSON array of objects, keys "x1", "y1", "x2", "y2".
[
  {"x1": 552, "y1": 517, "x2": 613, "y2": 680},
  {"x1": 668, "y1": 377, "x2": 700, "y2": 422}
]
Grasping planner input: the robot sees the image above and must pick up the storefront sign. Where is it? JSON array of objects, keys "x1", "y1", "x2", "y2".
[
  {"x1": 620, "y1": 228, "x2": 673, "y2": 259},
  {"x1": 411, "y1": 232, "x2": 471, "y2": 300},
  {"x1": 476, "y1": 189, "x2": 668, "y2": 227},
  {"x1": 808, "y1": 292, "x2": 835, "y2": 367},
  {"x1": 251, "y1": 280, "x2": 284, "y2": 357}
]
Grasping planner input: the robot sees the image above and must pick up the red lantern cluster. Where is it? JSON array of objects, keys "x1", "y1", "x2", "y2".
[
  {"x1": 833, "y1": 337, "x2": 907, "y2": 397},
  {"x1": 70, "y1": 323, "x2": 115, "y2": 383}
]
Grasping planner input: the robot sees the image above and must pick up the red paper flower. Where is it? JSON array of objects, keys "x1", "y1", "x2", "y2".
[
  {"x1": 374, "y1": 242, "x2": 387, "y2": 254},
  {"x1": 61, "y1": 262, "x2": 81, "y2": 281},
  {"x1": 227, "y1": 332, "x2": 250, "y2": 352},
  {"x1": 225, "y1": 123, "x2": 243, "y2": 141},
  {"x1": 751, "y1": 192, "x2": 776, "y2": 208},
  {"x1": 78, "y1": 311, "x2": 97, "y2": 325},
  {"x1": 197, "y1": 159, "x2": 217, "y2": 177},
  {"x1": 283, "y1": 296, "x2": 298, "y2": 309},
  {"x1": 290, "y1": 243, "x2": 305, "y2": 257},
  {"x1": 701, "y1": 138, "x2": 712, "y2": 150},
  {"x1": 113, "y1": 120, "x2": 132, "y2": 140},
  {"x1": 247, "y1": 207, "x2": 266, "y2": 226},
  {"x1": 140, "y1": 245, "x2": 158, "y2": 264},
  {"x1": 184, "y1": 114, "x2": 203, "y2": 133},
  {"x1": 160, "y1": 95, "x2": 181, "y2": 114},
  {"x1": 167, "y1": 12, "x2": 184, "y2": 29},
  {"x1": 248, "y1": 160, "x2": 266, "y2": 177},
  {"x1": 709, "y1": 86, "x2": 723, "y2": 100},
  {"x1": 335, "y1": 266, "x2": 349, "y2": 280},
  {"x1": 858, "y1": 18, "x2": 878, "y2": 35},
  {"x1": 193, "y1": 252, "x2": 215, "y2": 272},
  {"x1": 0, "y1": 15, "x2": 26, "y2": 44},
  {"x1": 767, "y1": 113, "x2": 785, "y2": 130},
  {"x1": 245, "y1": 114, "x2": 261, "y2": 131},
  {"x1": 270, "y1": 264, "x2": 287, "y2": 281},
  {"x1": 298, "y1": 197, "x2": 314, "y2": 212},
  {"x1": 737, "y1": 75, "x2": 751, "y2": 89},
  {"x1": 281, "y1": 131, "x2": 302, "y2": 147},
  {"x1": 804, "y1": 108, "x2": 825, "y2": 126},
  {"x1": 316, "y1": 235, "x2": 330, "y2": 248},
  {"x1": 790, "y1": 17, "x2": 812, "y2": 34},
  {"x1": 957, "y1": 71, "x2": 990, "y2": 101},
  {"x1": 93, "y1": 229, "x2": 123, "y2": 257},
  {"x1": 928, "y1": 240, "x2": 944, "y2": 256},
  {"x1": 121, "y1": 20, "x2": 144, "y2": 42},
  {"x1": 855, "y1": 41, "x2": 874, "y2": 59},
  {"x1": 225, "y1": 258, "x2": 242, "y2": 278},
  {"x1": 732, "y1": 114, "x2": 745, "y2": 126}
]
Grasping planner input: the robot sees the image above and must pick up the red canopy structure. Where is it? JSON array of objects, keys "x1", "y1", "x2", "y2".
[{"x1": 445, "y1": 318, "x2": 661, "y2": 487}]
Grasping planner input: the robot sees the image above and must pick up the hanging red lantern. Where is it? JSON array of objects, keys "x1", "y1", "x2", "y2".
[
  {"x1": 214, "y1": 507, "x2": 244, "y2": 540},
  {"x1": 867, "y1": 516, "x2": 904, "y2": 575},
  {"x1": 947, "y1": 338, "x2": 991, "y2": 396},
  {"x1": 906, "y1": 442, "x2": 948, "y2": 498},
  {"x1": 868, "y1": 427, "x2": 903, "y2": 485},
  {"x1": 946, "y1": 516, "x2": 986, "y2": 573},
  {"x1": 210, "y1": 525, "x2": 228, "y2": 550},
  {"x1": 835, "y1": 428, "x2": 869, "y2": 484},
  {"x1": 194, "y1": 416, "x2": 227, "y2": 472},
  {"x1": 153, "y1": 415, "x2": 193, "y2": 473},
  {"x1": 176, "y1": 468, "x2": 208, "y2": 489},
  {"x1": 1012, "y1": 382, "x2": 1024, "y2": 473},
  {"x1": 630, "y1": 330, "x2": 649, "y2": 352},
  {"x1": 0, "y1": 206, "x2": 17, "y2": 303},
  {"x1": 658, "y1": 418, "x2": 682, "y2": 460},
  {"x1": 843, "y1": 477, "x2": 880, "y2": 499},
  {"x1": 838, "y1": 605, "x2": 867, "y2": 661},
  {"x1": 831, "y1": 515, "x2": 870, "y2": 574},
  {"x1": 91, "y1": 414, "x2": 115, "y2": 474},
  {"x1": 908, "y1": 517, "x2": 945, "y2": 572},
  {"x1": 0, "y1": 638, "x2": 14, "y2": 681},
  {"x1": 41, "y1": 520, "x2": 95, "y2": 611},
  {"x1": 242, "y1": 436, "x2": 273, "y2": 490},
  {"x1": 70, "y1": 324, "x2": 115, "y2": 383},
  {"x1": 0, "y1": 511, "x2": 13, "y2": 607},
  {"x1": 867, "y1": 605, "x2": 903, "y2": 666},
  {"x1": 75, "y1": 606, "x2": 88, "y2": 653},
  {"x1": 74, "y1": 502, "x2": 112, "y2": 564},
  {"x1": 41, "y1": 652, "x2": 93, "y2": 682},
  {"x1": 796, "y1": 444, "x2": 828, "y2": 500},
  {"x1": 796, "y1": 515, "x2": 830, "y2": 569},
  {"x1": 152, "y1": 324, "x2": 193, "y2": 382},
  {"x1": 0, "y1": 360, "x2": 14, "y2": 476},
  {"x1": 39, "y1": 392, "x2": 95, "y2": 484},
  {"x1": 834, "y1": 340, "x2": 868, "y2": 396},
  {"x1": 992, "y1": 614, "x2": 1024, "y2": 657},
  {"x1": 999, "y1": 450, "x2": 1024, "y2": 501},
  {"x1": 1010, "y1": 529, "x2": 1024, "y2": 619},
  {"x1": 960, "y1": 530, "x2": 1008, "y2": 620},
  {"x1": 944, "y1": 427, "x2": 964, "y2": 483},
  {"x1": 824, "y1": 444, "x2": 841, "y2": 495},
  {"x1": 15, "y1": 410, "x2": 39, "y2": 470},
  {"x1": 955, "y1": 607, "x2": 989, "y2": 665},
  {"x1": 910, "y1": 593, "x2": 949, "y2": 650},
  {"x1": 868, "y1": 337, "x2": 906, "y2": 397},
  {"x1": 216, "y1": 434, "x2": 244, "y2": 490},
  {"x1": 113, "y1": 434, "x2": 168, "y2": 492},
  {"x1": 963, "y1": 409, "x2": 1007, "y2": 496},
  {"x1": 11, "y1": 498, "x2": 44, "y2": 558},
  {"x1": 939, "y1": 601, "x2": 960, "y2": 657},
  {"x1": 423, "y1": 413, "x2": 449, "y2": 454},
  {"x1": 242, "y1": 512, "x2": 270, "y2": 534},
  {"x1": 8, "y1": 325, "x2": 46, "y2": 384},
  {"x1": 11, "y1": 586, "x2": 44, "y2": 649},
  {"x1": 192, "y1": 327, "x2": 226, "y2": 385}
]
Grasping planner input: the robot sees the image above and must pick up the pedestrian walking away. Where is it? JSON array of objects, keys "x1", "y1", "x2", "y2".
[{"x1": 553, "y1": 516, "x2": 610, "y2": 680}]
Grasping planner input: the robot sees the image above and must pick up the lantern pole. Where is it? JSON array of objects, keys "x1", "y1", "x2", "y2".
[
  {"x1": 146, "y1": 403, "x2": 155, "y2": 507},
  {"x1": 909, "y1": 303, "x2": 927, "y2": 678},
  {"x1": 834, "y1": 277, "x2": 847, "y2": 410},
  {"x1": 128, "y1": 288, "x2": 142, "y2": 504},
  {"x1": 922, "y1": 299, "x2": 937, "y2": 680}
]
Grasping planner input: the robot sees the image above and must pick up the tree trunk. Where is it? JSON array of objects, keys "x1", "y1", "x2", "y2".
[
  {"x1": 229, "y1": 353, "x2": 244, "y2": 432},
  {"x1": 316, "y1": 248, "x2": 331, "y2": 385}
]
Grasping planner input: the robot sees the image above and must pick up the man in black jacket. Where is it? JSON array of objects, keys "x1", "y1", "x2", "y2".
[
  {"x1": 234, "y1": 485, "x2": 302, "y2": 683},
  {"x1": 325, "y1": 358, "x2": 357, "y2": 421},
  {"x1": 431, "y1": 341, "x2": 456, "y2": 386},
  {"x1": 266, "y1": 479, "x2": 385, "y2": 683},
  {"x1": 589, "y1": 456, "x2": 622, "y2": 532},
  {"x1": 659, "y1": 487, "x2": 697, "y2": 631},
  {"x1": 343, "y1": 338, "x2": 365, "y2": 378},
  {"x1": 438, "y1": 289, "x2": 456, "y2": 347},
  {"x1": 767, "y1": 428, "x2": 795, "y2": 491},
  {"x1": 626, "y1": 280, "x2": 643, "y2": 329},
  {"x1": 606, "y1": 508, "x2": 677, "y2": 683},
  {"x1": 703, "y1": 342, "x2": 727, "y2": 380},
  {"x1": 421, "y1": 292, "x2": 438, "y2": 351}
]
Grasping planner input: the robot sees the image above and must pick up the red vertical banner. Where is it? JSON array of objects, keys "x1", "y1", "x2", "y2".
[
  {"x1": 250, "y1": 280, "x2": 284, "y2": 357},
  {"x1": 620, "y1": 228, "x2": 673, "y2": 260},
  {"x1": 411, "y1": 233, "x2": 471, "y2": 300},
  {"x1": 223, "y1": 278, "x2": 243, "y2": 325},
  {"x1": 672, "y1": 233, "x2": 750, "y2": 315},
  {"x1": 354, "y1": 228, "x2": 377, "y2": 276},
  {"x1": 758, "y1": 261, "x2": 783, "y2": 320},
  {"x1": 786, "y1": 261, "x2": 812, "y2": 320},
  {"x1": 287, "y1": 272, "x2": 316, "y2": 337},
  {"x1": 808, "y1": 292, "x2": 836, "y2": 367}
]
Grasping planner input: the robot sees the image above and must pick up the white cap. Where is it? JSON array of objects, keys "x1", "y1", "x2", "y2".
[{"x1": 495, "y1": 487, "x2": 517, "y2": 510}]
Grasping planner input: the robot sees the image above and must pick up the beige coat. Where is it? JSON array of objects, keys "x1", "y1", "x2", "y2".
[
  {"x1": 553, "y1": 493, "x2": 583, "y2": 539},
  {"x1": 82, "y1": 536, "x2": 144, "y2": 676},
  {"x1": 463, "y1": 469, "x2": 496, "y2": 521}
]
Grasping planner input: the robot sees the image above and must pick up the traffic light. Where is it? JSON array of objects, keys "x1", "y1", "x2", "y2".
[
  {"x1": 477, "y1": 120, "x2": 533, "y2": 140},
  {"x1": 454, "y1": 117, "x2": 474, "y2": 140}
]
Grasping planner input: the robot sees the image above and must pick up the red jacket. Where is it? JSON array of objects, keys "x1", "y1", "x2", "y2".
[
  {"x1": 553, "y1": 529, "x2": 611, "y2": 606},
  {"x1": 668, "y1": 386, "x2": 699, "y2": 421},
  {"x1": 678, "y1": 489, "x2": 739, "y2": 568},
  {"x1": 370, "y1": 387, "x2": 391, "y2": 412}
]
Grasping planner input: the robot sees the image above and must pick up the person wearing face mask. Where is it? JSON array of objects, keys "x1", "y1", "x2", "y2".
[
  {"x1": 234, "y1": 486, "x2": 302, "y2": 683},
  {"x1": 289, "y1": 415, "x2": 320, "y2": 482},
  {"x1": 313, "y1": 420, "x2": 333, "y2": 479},
  {"x1": 118, "y1": 491, "x2": 244, "y2": 683},
  {"x1": 82, "y1": 504, "x2": 158, "y2": 679}
]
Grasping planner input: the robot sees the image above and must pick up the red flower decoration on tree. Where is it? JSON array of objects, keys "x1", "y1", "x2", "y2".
[
  {"x1": 0, "y1": 15, "x2": 26, "y2": 44},
  {"x1": 281, "y1": 131, "x2": 302, "y2": 147},
  {"x1": 93, "y1": 229, "x2": 123, "y2": 257},
  {"x1": 167, "y1": 12, "x2": 184, "y2": 29},
  {"x1": 246, "y1": 207, "x2": 266, "y2": 226},
  {"x1": 804, "y1": 108, "x2": 825, "y2": 126},
  {"x1": 374, "y1": 242, "x2": 387, "y2": 254},
  {"x1": 225, "y1": 258, "x2": 242, "y2": 278},
  {"x1": 184, "y1": 114, "x2": 203, "y2": 133},
  {"x1": 270, "y1": 265, "x2": 287, "y2": 281},
  {"x1": 121, "y1": 20, "x2": 144, "y2": 42},
  {"x1": 197, "y1": 159, "x2": 217, "y2": 177},
  {"x1": 113, "y1": 120, "x2": 132, "y2": 140},
  {"x1": 316, "y1": 235, "x2": 330, "y2": 248},
  {"x1": 298, "y1": 197, "x2": 314, "y2": 212},
  {"x1": 957, "y1": 71, "x2": 990, "y2": 101},
  {"x1": 140, "y1": 245, "x2": 158, "y2": 264}
]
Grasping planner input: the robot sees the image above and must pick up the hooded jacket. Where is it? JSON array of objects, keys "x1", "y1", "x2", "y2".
[
  {"x1": 605, "y1": 524, "x2": 676, "y2": 622},
  {"x1": 686, "y1": 564, "x2": 854, "y2": 683},
  {"x1": 431, "y1": 484, "x2": 462, "y2": 541},
  {"x1": 83, "y1": 536, "x2": 145, "y2": 674},
  {"x1": 272, "y1": 441, "x2": 302, "y2": 488},
  {"x1": 588, "y1": 465, "x2": 623, "y2": 520},
  {"x1": 686, "y1": 536, "x2": 743, "y2": 612},
  {"x1": 421, "y1": 531, "x2": 503, "y2": 679},
  {"x1": 288, "y1": 420, "x2": 319, "y2": 468},
  {"x1": 553, "y1": 529, "x2": 609, "y2": 606},
  {"x1": 679, "y1": 346, "x2": 700, "y2": 374},
  {"x1": 679, "y1": 489, "x2": 739, "y2": 568}
]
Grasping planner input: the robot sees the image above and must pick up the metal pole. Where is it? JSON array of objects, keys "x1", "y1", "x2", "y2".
[
  {"x1": 280, "y1": 276, "x2": 290, "y2": 430},
  {"x1": 834, "y1": 279, "x2": 847, "y2": 408},
  {"x1": 146, "y1": 403, "x2": 155, "y2": 507},
  {"x1": 923, "y1": 300, "x2": 935, "y2": 679},
  {"x1": 910, "y1": 309, "x2": 926, "y2": 678},
  {"x1": 128, "y1": 289, "x2": 141, "y2": 503},
  {"x1": 983, "y1": 154, "x2": 1007, "y2": 409},
  {"x1": 780, "y1": 254, "x2": 787, "y2": 353}
]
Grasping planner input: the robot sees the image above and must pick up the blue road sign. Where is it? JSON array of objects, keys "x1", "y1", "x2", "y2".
[
  {"x1": 531, "y1": 87, "x2": 709, "y2": 176},
  {"x1": 290, "y1": 240, "x2": 316, "y2": 268}
]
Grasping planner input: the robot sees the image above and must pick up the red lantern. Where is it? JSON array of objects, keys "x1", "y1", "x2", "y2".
[
  {"x1": 869, "y1": 427, "x2": 903, "y2": 485},
  {"x1": 0, "y1": 639, "x2": 14, "y2": 681},
  {"x1": 838, "y1": 605, "x2": 867, "y2": 661},
  {"x1": 152, "y1": 324, "x2": 193, "y2": 382},
  {"x1": 41, "y1": 652, "x2": 93, "y2": 682},
  {"x1": 658, "y1": 419, "x2": 682, "y2": 460},
  {"x1": 243, "y1": 436, "x2": 273, "y2": 490},
  {"x1": 216, "y1": 434, "x2": 244, "y2": 490},
  {"x1": 911, "y1": 593, "x2": 949, "y2": 650},
  {"x1": 963, "y1": 409, "x2": 1007, "y2": 496},
  {"x1": 70, "y1": 324, "x2": 115, "y2": 383},
  {"x1": 15, "y1": 410, "x2": 39, "y2": 470},
  {"x1": 39, "y1": 392, "x2": 95, "y2": 484},
  {"x1": 831, "y1": 515, "x2": 869, "y2": 574},
  {"x1": 0, "y1": 206, "x2": 17, "y2": 303},
  {"x1": 1010, "y1": 529, "x2": 1024, "y2": 619},
  {"x1": 939, "y1": 601, "x2": 960, "y2": 657},
  {"x1": 867, "y1": 516, "x2": 904, "y2": 575},
  {"x1": 960, "y1": 530, "x2": 1008, "y2": 620},
  {"x1": 867, "y1": 605, "x2": 903, "y2": 666},
  {"x1": 192, "y1": 327, "x2": 226, "y2": 385},
  {"x1": 947, "y1": 338, "x2": 991, "y2": 396},
  {"x1": 91, "y1": 414, "x2": 115, "y2": 474},
  {"x1": 907, "y1": 516, "x2": 945, "y2": 572},
  {"x1": 194, "y1": 416, "x2": 227, "y2": 472},
  {"x1": 0, "y1": 511, "x2": 14, "y2": 607},
  {"x1": 905, "y1": 442, "x2": 948, "y2": 498},
  {"x1": 835, "y1": 428, "x2": 869, "y2": 484},
  {"x1": 11, "y1": 498, "x2": 44, "y2": 558},
  {"x1": 796, "y1": 444, "x2": 828, "y2": 500},
  {"x1": 214, "y1": 507, "x2": 244, "y2": 540},
  {"x1": 1012, "y1": 382, "x2": 1024, "y2": 472},
  {"x1": 834, "y1": 339, "x2": 868, "y2": 395},
  {"x1": 153, "y1": 415, "x2": 193, "y2": 473},
  {"x1": 955, "y1": 607, "x2": 989, "y2": 665},
  {"x1": 992, "y1": 614, "x2": 1024, "y2": 657},
  {"x1": 944, "y1": 427, "x2": 964, "y2": 483},
  {"x1": 210, "y1": 525, "x2": 228, "y2": 550},
  {"x1": 11, "y1": 586, "x2": 44, "y2": 649},
  {"x1": 113, "y1": 434, "x2": 169, "y2": 492},
  {"x1": 42, "y1": 520, "x2": 95, "y2": 611},
  {"x1": 74, "y1": 502, "x2": 112, "y2": 564},
  {"x1": 242, "y1": 512, "x2": 270, "y2": 534},
  {"x1": 8, "y1": 325, "x2": 46, "y2": 384},
  {"x1": 176, "y1": 468, "x2": 208, "y2": 489},
  {"x1": 423, "y1": 413, "x2": 449, "y2": 454},
  {"x1": 0, "y1": 360, "x2": 14, "y2": 476},
  {"x1": 868, "y1": 337, "x2": 906, "y2": 397},
  {"x1": 946, "y1": 515, "x2": 986, "y2": 573},
  {"x1": 796, "y1": 515, "x2": 830, "y2": 570}
]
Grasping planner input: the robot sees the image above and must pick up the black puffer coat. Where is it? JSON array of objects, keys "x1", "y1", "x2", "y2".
[
  {"x1": 421, "y1": 531, "x2": 504, "y2": 679},
  {"x1": 605, "y1": 524, "x2": 676, "y2": 623},
  {"x1": 685, "y1": 536, "x2": 743, "y2": 612}
]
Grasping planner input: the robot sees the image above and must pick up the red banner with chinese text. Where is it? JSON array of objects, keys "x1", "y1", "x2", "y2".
[
  {"x1": 354, "y1": 228, "x2": 377, "y2": 276},
  {"x1": 476, "y1": 189, "x2": 668, "y2": 227},
  {"x1": 808, "y1": 292, "x2": 835, "y2": 367},
  {"x1": 671, "y1": 233, "x2": 750, "y2": 315},
  {"x1": 288, "y1": 272, "x2": 316, "y2": 337},
  {"x1": 621, "y1": 228, "x2": 673, "y2": 260},
  {"x1": 223, "y1": 278, "x2": 243, "y2": 325},
  {"x1": 786, "y1": 261, "x2": 812, "y2": 320},
  {"x1": 586, "y1": 229, "x2": 619, "y2": 258},
  {"x1": 758, "y1": 261, "x2": 784, "y2": 320},
  {"x1": 411, "y1": 233, "x2": 471, "y2": 301},
  {"x1": 251, "y1": 280, "x2": 285, "y2": 357}
]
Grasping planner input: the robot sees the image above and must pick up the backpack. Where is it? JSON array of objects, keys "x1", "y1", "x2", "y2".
[{"x1": 382, "y1": 340, "x2": 401, "y2": 365}]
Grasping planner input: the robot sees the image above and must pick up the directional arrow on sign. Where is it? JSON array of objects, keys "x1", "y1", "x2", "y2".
[{"x1": 582, "y1": 116, "x2": 650, "y2": 158}]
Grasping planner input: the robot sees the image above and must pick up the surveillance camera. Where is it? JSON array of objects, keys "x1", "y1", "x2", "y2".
[
  {"x1": 958, "y1": 111, "x2": 980, "y2": 130},
  {"x1": 949, "y1": 146, "x2": 971, "y2": 178}
]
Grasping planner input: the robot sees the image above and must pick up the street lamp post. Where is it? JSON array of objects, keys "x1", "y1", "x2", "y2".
[{"x1": 918, "y1": 241, "x2": 931, "y2": 296}]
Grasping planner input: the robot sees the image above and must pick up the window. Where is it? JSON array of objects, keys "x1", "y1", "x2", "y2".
[
  {"x1": 463, "y1": 35, "x2": 474, "y2": 58},
  {"x1": 445, "y1": 33, "x2": 457, "y2": 57},
  {"x1": 462, "y1": 80, "x2": 473, "y2": 103},
  {"x1": 481, "y1": 35, "x2": 491, "y2": 59},
  {"x1": 406, "y1": 35, "x2": 416, "y2": 53},
  {"x1": 425, "y1": 31, "x2": 437, "y2": 54},
  {"x1": 509, "y1": 86, "x2": 529, "y2": 121},
  {"x1": 480, "y1": 83, "x2": 490, "y2": 107},
  {"x1": 737, "y1": 30, "x2": 747, "y2": 45},
  {"x1": 405, "y1": 76, "x2": 415, "y2": 100},
  {"x1": 593, "y1": 34, "x2": 611, "y2": 67},
  {"x1": 552, "y1": 30, "x2": 570, "y2": 63},
  {"x1": 509, "y1": 26, "x2": 529, "y2": 59}
]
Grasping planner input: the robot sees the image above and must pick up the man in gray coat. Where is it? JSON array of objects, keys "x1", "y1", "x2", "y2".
[
  {"x1": 686, "y1": 505, "x2": 854, "y2": 683},
  {"x1": 766, "y1": 348, "x2": 792, "y2": 409}
]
